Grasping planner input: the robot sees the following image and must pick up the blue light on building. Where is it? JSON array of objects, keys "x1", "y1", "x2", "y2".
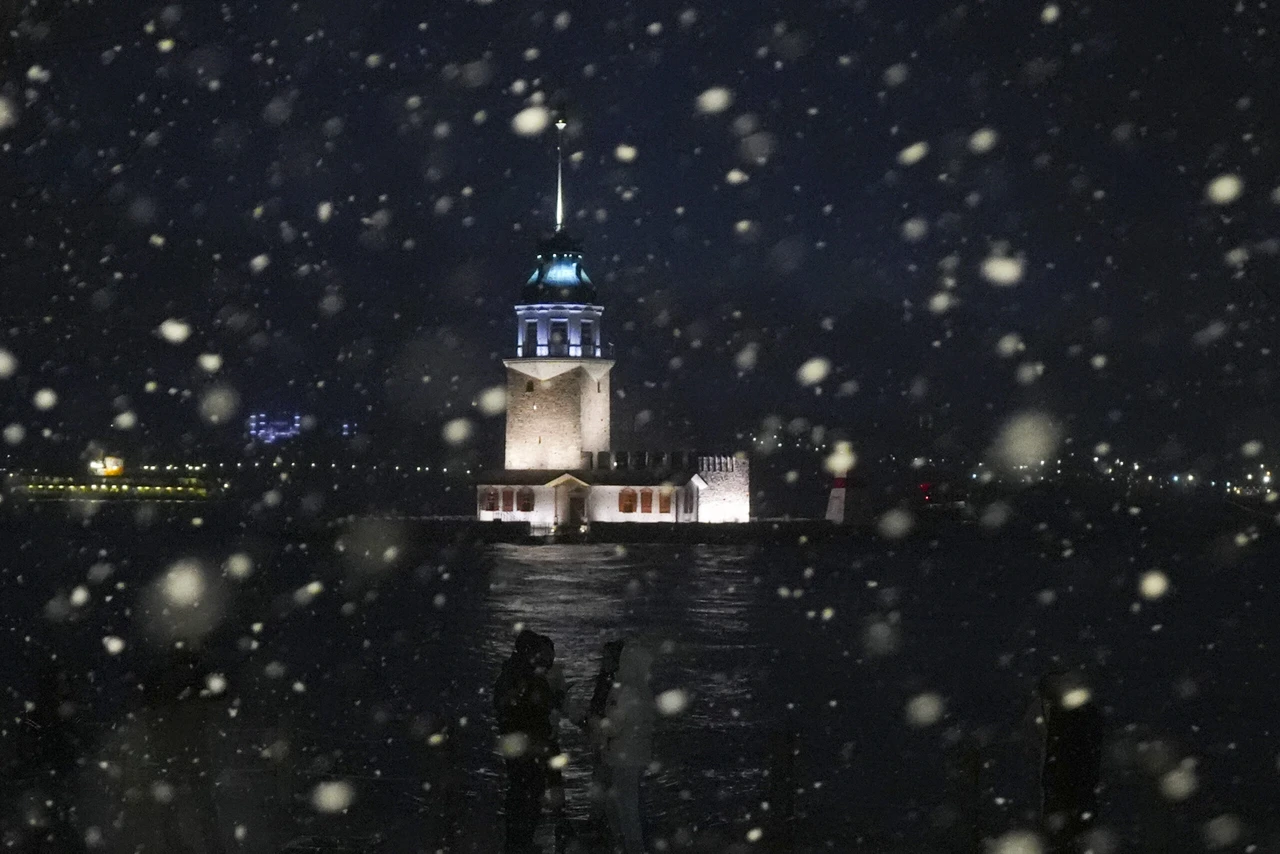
[
  {"x1": 530, "y1": 255, "x2": 591, "y2": 287},
  {"x1": 247, "y1": 413, "x2": 302, "y2": 443}
]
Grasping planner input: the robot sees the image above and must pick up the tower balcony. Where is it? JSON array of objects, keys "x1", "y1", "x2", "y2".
[{"x1": 512, "y1": 342, "x2": 614, "y2": 359}]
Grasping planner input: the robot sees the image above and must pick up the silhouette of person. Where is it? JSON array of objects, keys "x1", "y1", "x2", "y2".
[
  {"x1": 581, "y1": 640, "x2": 626, "y2": 837},
  {"x1": 1036, "y1": 672, "x2": 1104, "y2": 852},
  {"x1": 494, "y1": 630, "x2": 560, "y2": 853},
  {"x1": 601, "y1": 644, "x2": 654, "y2": 854}
]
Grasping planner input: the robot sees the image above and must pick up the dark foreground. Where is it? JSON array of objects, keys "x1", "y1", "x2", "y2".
[{"x1": 1, "y1": 493, "x2": 1277, "y2": 852}]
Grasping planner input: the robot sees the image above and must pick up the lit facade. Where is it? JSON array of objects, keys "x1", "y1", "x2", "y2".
[
  {"x1": 476, "y1": 127, "x2": 750, "y2": 531},
  {"x1": 477, "y1": 453, "x2": 750, "y2": 531}
]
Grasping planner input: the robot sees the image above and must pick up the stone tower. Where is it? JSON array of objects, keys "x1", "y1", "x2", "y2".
[{"x1": 503, "y1": 121, "x2": 614, "y2": 471}]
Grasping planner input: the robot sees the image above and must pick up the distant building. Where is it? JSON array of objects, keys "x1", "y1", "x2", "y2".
[
  {"x1": 246, "y1": 413, "x2": 359, "y2": 443},
  {"x1": 476, "y1": 122, "x2": 750, "y2": 531},
  {"x1": 247, "y1": 413, "x2": 302, "y2": 443}
]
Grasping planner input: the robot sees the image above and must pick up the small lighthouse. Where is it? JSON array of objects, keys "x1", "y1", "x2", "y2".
[
  {"x1": 476, "y1": 121, "x2": 751, "y2": 531},
  {"x1": 826, "y1": 471, "x2": 869, "y2": 526},
  {"x1": 825, "y1": 476, "x2": 847, "y2": 524},
  {"x1": 503, "y1": 119, "x2": 614, "y2": 471}
]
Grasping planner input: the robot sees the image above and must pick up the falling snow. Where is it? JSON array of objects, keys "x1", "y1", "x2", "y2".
[
  {"x1": 695, "y1": 86, "x2": 734, "y2": 114},
  {"x1": 0, "y1": 3, "x2": 1276, "y2": 851},
  {"x1": 511, "y1": 105, "x2": 551, "y2": 136}
]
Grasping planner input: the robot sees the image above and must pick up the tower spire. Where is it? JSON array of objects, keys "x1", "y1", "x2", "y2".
[{"x1": 554, "y1": 118, "x2": 566, "y2": 232}]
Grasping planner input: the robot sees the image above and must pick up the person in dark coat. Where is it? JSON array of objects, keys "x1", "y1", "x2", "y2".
[
  {"x1": 1037, "y1": 672, "x2": 1104, "y2": 852},
  {"x1": 494, "y1": 631, "x2": 560, "y2": 853}
]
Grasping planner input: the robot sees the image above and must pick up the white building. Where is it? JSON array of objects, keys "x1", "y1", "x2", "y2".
[{"x1": 476, "y1": 122, "x2": 750, "y2": 532}]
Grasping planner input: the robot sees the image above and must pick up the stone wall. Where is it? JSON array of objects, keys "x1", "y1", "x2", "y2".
[
  {"x1": 504, "y1": 362, "x2": 612, "y2": 470},
  {"x1": 504, "y1": 367, "x2": 584, "y2": 470},
  {"x1": 578, "y1": 367, "x2": 610, "y2": 456},
  {"x1": 697, "y1": 454, "x2": 751, "y2": 523}
]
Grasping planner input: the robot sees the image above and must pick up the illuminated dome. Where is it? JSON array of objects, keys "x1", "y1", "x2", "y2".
[{"x1": 522, "y1": 231, "x2": 598, "y2": 303}]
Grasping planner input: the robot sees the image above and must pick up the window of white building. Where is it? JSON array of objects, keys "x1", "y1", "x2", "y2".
[{"x1": 619, "y1": 488, "x2": 637, "y2": 513}]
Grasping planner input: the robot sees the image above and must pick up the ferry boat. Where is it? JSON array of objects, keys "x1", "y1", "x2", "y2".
[{"x1": 4, "y1": 457, "x2": 224, "y2": 504}]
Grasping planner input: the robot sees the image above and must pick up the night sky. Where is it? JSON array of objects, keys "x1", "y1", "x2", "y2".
[
  {"x1": 2, "y1": 0, "x2": 1278, "y2": 480},
  {"x1": 5, "y1": 7, "x2": 1280, "y2": 848}
]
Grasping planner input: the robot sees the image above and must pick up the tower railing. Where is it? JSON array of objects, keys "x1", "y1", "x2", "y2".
[
  {"x1": 580, "y1": 450, "x2": 745, "y2": 472},
  {"x1": 513, "y1": 342, "x2": 613, "y2": 359}
]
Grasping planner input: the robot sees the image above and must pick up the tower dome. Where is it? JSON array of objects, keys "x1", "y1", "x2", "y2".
[{"x1": 523, "y1": 230, "x2": 597, "y2": 303}]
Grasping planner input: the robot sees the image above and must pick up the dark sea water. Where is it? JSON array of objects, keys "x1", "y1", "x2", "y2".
[{"x1": 2, "y1": 500, "x2": 1278, "y2": 852}]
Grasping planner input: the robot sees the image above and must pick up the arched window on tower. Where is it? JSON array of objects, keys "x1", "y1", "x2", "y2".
[
  {"x1": 618, "y1": 488, "x2": 637, "y2": 514},
  {"x1": 639, "y1": 489, "x2": 654, "y2": 513},
  {"x1": 502, "y1": 489, "x2": 515, "y2": 512},
  {"x1": 549, "y1": 319, "x2": 569, "y2": 356},
  {"x1": 524, "y1": 319, "x2": 538, "y2": 357},
  {"x1": 525, "y1": 380, "x2": 535, "y2": 393},
  {"x1": 516, "y1": 488, "x2": 535, "y2": 512}
]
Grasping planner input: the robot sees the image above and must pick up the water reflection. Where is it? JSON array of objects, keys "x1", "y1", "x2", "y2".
[
  {"x1": 477, "y1": 544, "x2": 771, "y2": 831},
  {"x1": 8, "y1": 516, "x2": 1279, "y2": 851}
]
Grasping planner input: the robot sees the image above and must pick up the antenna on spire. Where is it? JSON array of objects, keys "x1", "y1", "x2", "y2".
[{"x1": 554, "y1": 118, "x2": 567, "y2": 232}]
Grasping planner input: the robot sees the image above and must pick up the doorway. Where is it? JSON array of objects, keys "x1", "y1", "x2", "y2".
[{"x1": 568, "y1": 490, "x2": 587, "y2": 526}]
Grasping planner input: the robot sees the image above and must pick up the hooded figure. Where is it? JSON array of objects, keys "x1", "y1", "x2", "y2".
[
  {"x1": 494, "y1": 631, "x2": 560, "y2": 853},
  {"x1": 601, "y1": 644, "x2": 654, "y2": 854}
]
